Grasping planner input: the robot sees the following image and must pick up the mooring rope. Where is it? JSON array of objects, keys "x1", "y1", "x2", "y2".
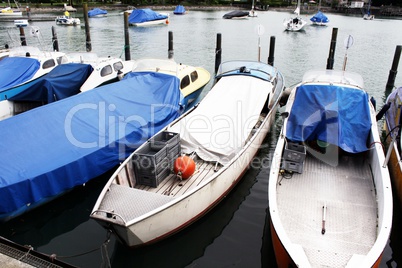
[{"x1": 55, "y1": 230, "x2": 112, "y2": 266}]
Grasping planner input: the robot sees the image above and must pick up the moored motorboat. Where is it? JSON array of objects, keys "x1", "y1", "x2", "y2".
[
  {"x1": 0, "y1": 70, "x2": 184, "y2": 222},
  {"x1": 65, "y1": 52, "x2": 135, "y2": 92},
  {"x1": 88, "y1": 7, "x2": 107, "y2": 18},
  {"x1": 13, "y1": 19, "x2": 28, "y2": 27},
  {"x1": 173, "y1": 5, "x2": 186, "y2": 15},
  {"x1": 130, "y1": 58, "x2": 210, "y2": 110},
  {"x1": 90, "y1": 60, "x2": 285, "y2": 248},
  {"x1": 223, "y1": 10, "x2": 249, "y2": 19},
  {"x1": 55, "y1": 11, "x2": 80, "y2": 26},
  {"x1": 383, "y1": 86, "x2": 402, "y2": 209},
  {"x1": 128, "y1": 8, "x2": 169, "y2": 26},
  {"x1": 0, "y1": 46, "x2": 68, "y2": 95},
  {"x1": 268, "y1": 69, "x2": 393, "y2": 267},
  {"x1": 310, "y1": 10, "x2": 329, "y2": 26}
]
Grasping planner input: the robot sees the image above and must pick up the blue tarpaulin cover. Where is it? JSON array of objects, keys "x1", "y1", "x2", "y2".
[
  {"x1": 88, "y1": 8, "x2": 107, "y2": 17},
  {"x1": 9, "y1": 63, "x2": 93, "y2": 103},
  {"x1": 128, "y1": 8, "x2": 168, "y2": 23},
  {"x1": 286, "y1": 84, "x2": 371, "y2": 153},
  {"x1": 0, "y1": 57, "x2": 40, "y2": 96},
  {"x1": 310, "y1": 11, "x2": 329, "y2": 23},
  {"x1": 173, "y1": 5, "x2": 186, "y2": 14},
  {"x1": 0, "y1": 71, "x2": 182, "y2": 220}
]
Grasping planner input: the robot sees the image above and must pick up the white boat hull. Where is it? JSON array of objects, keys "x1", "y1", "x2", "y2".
[
  {"x1": 91, "y1": 60, "x2": 285, "y2": 247},
  {"x1": 129, "y1": 18, "x2": 168, "y2": 27},
  {"x1": 284, "y1": 17, "x2": 307, "y2": 31}
]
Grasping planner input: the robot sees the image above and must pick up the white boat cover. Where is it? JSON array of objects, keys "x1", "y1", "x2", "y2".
[{"x1": 169, "y1": 75, "x2": 270, "y2": 164}]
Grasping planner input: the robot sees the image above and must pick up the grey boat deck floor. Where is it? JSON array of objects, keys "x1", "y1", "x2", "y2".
[{"x1": 276, "y1": 153, "x2": 377, "y2": 267}]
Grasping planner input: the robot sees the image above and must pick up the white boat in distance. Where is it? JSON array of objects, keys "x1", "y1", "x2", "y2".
[
  {"x1": 0, "y1": 0, "x2": 22, "y2": 16},
  {"x1": 284, "y1": 0, "x2": 307, "y2": 31},
  {"x1": 55, "y1": 11, "x2": 80, "y2": 26},
  {"x1": 268, "y1": 69, "x2": 393, "y2": 267},
  {"x1": 91, "y1": 60, "x2": 285, "y2": 247}
]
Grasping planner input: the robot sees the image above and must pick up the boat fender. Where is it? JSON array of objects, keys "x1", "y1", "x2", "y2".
[
  {"x1": 166, "y1": 19, "x2": 169, "y2": 24},
  {"x1": 174, "y1": 156, "x2": 195, "y2": 180}
]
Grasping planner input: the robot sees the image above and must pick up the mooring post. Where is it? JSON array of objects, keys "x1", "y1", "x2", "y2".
[
  {"x1": 51, "y1": 26, "x2": 59, "y2": 52},
  {"x1": 386, "y1": 45, "x2": 402, "y2": 91},
  {"x1": 19, "y1": 27, "x2": 26, "y2": 46},
  {"x1": 214, "y1": 33, "x2": 222, "y2": 73},
  {"x1": 268, "y1": 36, "x2": 276, "y2": 66},
  {"x1": 326, "y1": 27, "x2": 338, "y2": 70},
  {"x1": 124, "y1": 12, "x2": 131, "y2": 61},
  {"x1": 83, "y1": 4, "x2": 91, "y2": 52},
  {"x1": 168, "y1": 31, "x2": 173, "y2": 59}
]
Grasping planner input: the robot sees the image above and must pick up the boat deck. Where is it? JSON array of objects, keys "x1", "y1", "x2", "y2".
[
  {"x1": 97, "y1": 159, "x2": 218, "y2": 223},
  {"x1": 134, "y1": 159, "x2": 218, "y2": 197},
  {"x1": 276, "y1": 153, "x2": 377, "y2": 267}
]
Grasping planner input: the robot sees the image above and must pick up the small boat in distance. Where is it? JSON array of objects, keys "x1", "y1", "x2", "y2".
[
  {"x1": 249, "y1": 0, "x2": 258, "y2": 17},
  {"x1": 283, "y1": 0, "x2": 307, "y2": 31},
  {"x1": 88, "y1": 8, "x2": 107, "y2": 18},
  {"x1": 173, "y1": 5, "x2": 186, "y2": 15},
  {"x1": 310, "y1": 10, "x2": 329, "y2": 25},
  {"x1": 128, "y1": 8, "x2": 169, "y2": 26},
  {"x1": 363, "y1": 0, "x2": 374, "y2": 20},
  {"x1": 55, "y1": 11, "x2": 80, "y2": 26},
  {"x1": 14, "y1": 19, "x2": 28, "y2": 27},
  {"x1": 268, "y1": 69, "x2": 393, "y2": 267},
  {"x1": 90, "y1": 60, "x2": 285, "y2": 248},
  {"x1": 0, "y1": 0, "x2": 22, "y2": 16},
  {"x1": 223, "y1": 10, "x2": 249, "y2": 19}
]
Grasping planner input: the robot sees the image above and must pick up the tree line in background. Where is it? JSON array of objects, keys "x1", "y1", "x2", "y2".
[{"x1": 58, "y1": 0, "x2": 402, "y2": 8}]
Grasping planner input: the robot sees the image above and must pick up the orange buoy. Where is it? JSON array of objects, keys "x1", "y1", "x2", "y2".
[
  {"x1": 174, "y1": 156, "x2": 195, "y2": 179},
  {"x1": 166, "y1": 19, "x2": 169, "y2": 24}
]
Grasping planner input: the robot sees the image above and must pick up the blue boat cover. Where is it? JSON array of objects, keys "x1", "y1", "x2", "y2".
[
  {"x1": 0, "y1": 57, "x2": 40, "y2": 94},
  {"x1": 286, "y1": 84, "x2": 371, "y2": 153},
  {"x1": 128, "y1": 8, "x2": 168, "y2": 23},
  {"x1": 0, "y1": 72, "x2": 182, "y2": 219},
  {"x1": 9, "y1": 63, "x2": 93, "y2": 103},
  {"x1": 310, "y1": 11, "x2": 329, "y2": 23},
  {"x1": 173, "y1": 5, "x2": 186, "y2": 14},
  {"x1": 88, "y1": 8, "x2": 107, "y2": 17}
]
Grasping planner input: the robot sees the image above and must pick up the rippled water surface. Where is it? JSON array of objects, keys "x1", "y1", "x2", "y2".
[{"x1": 0, "y1": 9, "x2": 402, "y2": 267}]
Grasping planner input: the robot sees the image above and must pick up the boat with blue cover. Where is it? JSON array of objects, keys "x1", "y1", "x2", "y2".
[
  {"x1": 310, "y1": 11, "x2": 329, "y2": 26},
  {"x1": 173, "y1": 5, "x2": 186, "y2": 15},
  {"x1": 0, "y1": 63, "x2": 93, "y2": 120},
  {"x1": 0, "y1": 71, "x2": 183, "y2": 222},
  {"x1": 88, "y1": 8, "x2": 107, "y2": 18},
  {"x1": 128, "y1": 8, "x2": 169, "y2": 26},
  {"x1": 269, "y1": 69, "x2": 392, "y2": 267}
]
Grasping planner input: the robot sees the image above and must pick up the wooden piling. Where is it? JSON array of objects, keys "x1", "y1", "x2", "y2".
[
  {"x1": 326, "y1": 28, "x2": 338, "y2": 70},
  {"x1": 214, "y1": 33, "x2": 222, "y2": 73},
  {"x1": 51, "y1": 26, "x2": 59, "y2": 52},
  {"x1": 268, "y1": 36, "x2": 276, "y2": 66},
  {"x1": 124, "y1": 12, "x2": 130, "y2": 61},
  {"x1": 19, "y1": 27, "x2": 26, "y2": 46},
  {"x1": 83, "y1": 4, "x2": 91, "y2": 52},
  {"x1": 386, "y1": 45, "x2": 402, "y2": 91},
  {"x1": 168, "y1": 31, "x2": 174, "y2": 59}
]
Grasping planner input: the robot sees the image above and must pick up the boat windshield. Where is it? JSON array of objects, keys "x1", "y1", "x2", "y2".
[
  {"x1": 302, "y1": 70, "x2": 364, "y2": 88},
  {"x1": 216, "y1": 60, "x2": 276, "y2": 81},
  {"x1": 133, "y1": 58, "x2": 178, "y2": 76}
]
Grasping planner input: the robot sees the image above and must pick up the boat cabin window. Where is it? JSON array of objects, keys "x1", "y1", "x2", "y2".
[
  {"x1": 180, "y1": 75, "x2": 190, "y2": 90},
  {"x1": 113, "y1": 61, "x2": 124, "y2": 72},
  {"x1": 101, "y1": 65, "x2": 113, "y2": 77},
  {"x1": 190, "y1": 71, "x2": 198, "y2": 82},
  {"x1": 42, "y1": 59, "x2": 56, "y2": 69}
]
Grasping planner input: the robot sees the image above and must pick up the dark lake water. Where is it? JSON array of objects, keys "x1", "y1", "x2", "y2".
[{"x1": 0, "y1": 8, "x2": 402, "y2": 267}]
